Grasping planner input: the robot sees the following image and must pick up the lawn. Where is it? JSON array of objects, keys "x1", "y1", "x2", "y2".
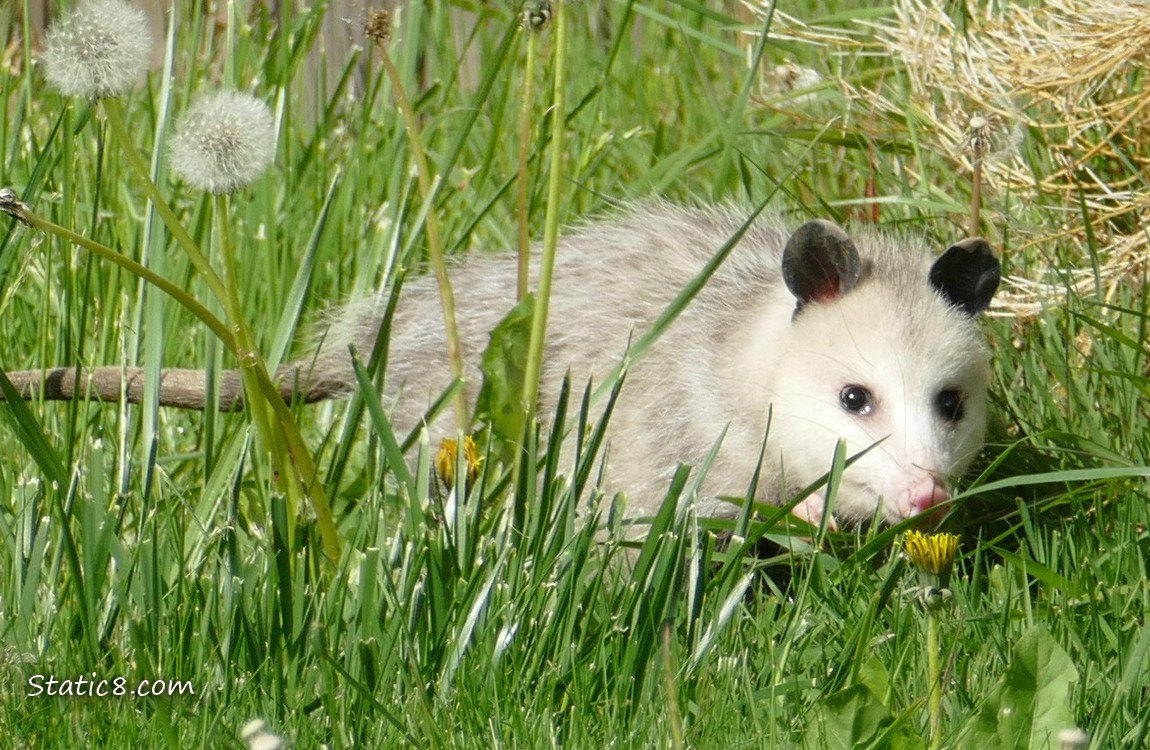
[{"x1": 0, "y1": 1, "x2": 1147, "y2": 747}]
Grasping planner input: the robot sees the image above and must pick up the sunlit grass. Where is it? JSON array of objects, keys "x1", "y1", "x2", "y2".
[{"x1": 0, "y1": 2, "x2": 1147, "y2": 747}]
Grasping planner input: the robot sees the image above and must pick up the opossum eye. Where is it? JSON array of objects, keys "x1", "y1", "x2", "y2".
[
  {"x1": 840, "y1": 385, "x2": 874, "y2": 416},
  {"x1": 936, "y1": 388, "x2": 965, "y2": 422}
]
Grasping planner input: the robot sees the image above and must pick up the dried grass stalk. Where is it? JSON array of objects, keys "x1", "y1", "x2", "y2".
[{"x1": 745, "y1": 0, "x2": 1150, "y2": 317}]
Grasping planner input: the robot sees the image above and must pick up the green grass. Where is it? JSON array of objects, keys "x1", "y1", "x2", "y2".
[{"x1": 1, "y1": 1, "x2": 1148, "y2": 748}]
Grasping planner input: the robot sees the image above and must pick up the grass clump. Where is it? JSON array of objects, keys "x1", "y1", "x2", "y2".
[{"x1": 0, "y1": 1, "x2": 1148, "y2": 747}]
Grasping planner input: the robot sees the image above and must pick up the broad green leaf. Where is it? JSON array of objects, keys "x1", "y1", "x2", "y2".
[
  {"x1": 961, "y1": 625, "x2": 1079, "y2": 750},
  {"x1": 806, "y1": 683, "x2": 899, "y2": 749},
  {"x1": 475, "y1": 294, "x2": 535, "y2": 445}
]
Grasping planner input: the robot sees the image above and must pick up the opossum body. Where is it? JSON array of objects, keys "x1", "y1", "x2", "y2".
[{"x1": 8, "y1": 205, "x2": 1000, "y2": 526}]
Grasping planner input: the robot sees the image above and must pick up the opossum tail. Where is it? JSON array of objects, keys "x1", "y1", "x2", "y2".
[{"x1": 1, "y1": 363, "x2": 341, "y2": 411}]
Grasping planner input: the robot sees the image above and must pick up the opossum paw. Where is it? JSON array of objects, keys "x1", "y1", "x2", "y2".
[{"x1": 791, "y1": 494, "x2": 839, "y2": 532}]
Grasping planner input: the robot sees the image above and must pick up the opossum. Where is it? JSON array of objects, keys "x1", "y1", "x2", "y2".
[{"x1": 4, "y1": 205, "x2": 1001, "y2": 527}]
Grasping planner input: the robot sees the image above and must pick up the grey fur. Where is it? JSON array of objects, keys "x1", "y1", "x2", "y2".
[{"x1": 5, "y1": 204, "x2": 999, "y2": 526}]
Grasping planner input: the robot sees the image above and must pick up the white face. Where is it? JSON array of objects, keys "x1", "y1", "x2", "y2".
[{"x1": 762, "y1": 285, "x2": 991, "y2": 524}]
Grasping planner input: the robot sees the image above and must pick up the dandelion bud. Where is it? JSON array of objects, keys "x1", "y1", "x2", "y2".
[
  {"x1": 435, "y1": 436, "x2": 482, "y2": 491},
  {"x1": 0, "y1": 188, "x2": 31, "y2": 226},
  {"x1": 520, "y1": 2, "x2": 553, "y2": 32},
  {"x1": 169, "y1": 91, "x2": 276, "y2": 194},
  {"x1": 43, "y1": 0, "x2": 153, "y2": 99}
]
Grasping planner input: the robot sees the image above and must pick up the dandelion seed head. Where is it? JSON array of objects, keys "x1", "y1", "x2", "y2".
[
  {"x1": 773, "y1": 62, "x2": 822, "y2": 94},
  {"x1": 958, "y1": 109, "x2": 1021, "y2": 166},
  {"x1": 240, "y1": 718, "x2": 284, "y2": 750},
  {"x1": 249, "y1": 734, "x2": 284, "y2": 750},
  {"x1": 762, "y1": 62, "x2": 823, "y2": 107},
  {"x1": 1058, "y1": 728, "x2": 1090, "y2": 750},
  {"x1": 43, "y1": 0, "x2": 153, "y2": 99},
  {"x1": 964, "y1": 113, "x2": 996, "y2": 162},
  {"x1": 364, "y1": 9, "x2": 391, "y2": 45},
  {"x1": 170, "y1": 91, "x2": 276, "y2": 194},
  {"x1": 239, "y1": 719, "x2": 267, "y2": 741}
]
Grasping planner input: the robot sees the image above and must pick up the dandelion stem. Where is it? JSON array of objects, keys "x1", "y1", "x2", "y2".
[
  {"x1": 99, "y1": 98, "x2": 229, "y2": 307},
  {"x1": 903, "y1": 531, "x2": 959, "y2": 749},
  {"x1": 927, "y1": 607, "x2": 943, "y2": 750},
  {"x1": 255, "y1": 370, "x2": 341, "y2": 560},
  {"x1": 2, "y1": 190, "x2": 348, "y2": 562},
  {"x1": 213, "y1": 195, "x2": 295, "y2": 530},
  {"x1": 213, "y1": 195, "x2": 341, "y2": 563},
  {"x1": 8, "y1": 198, "x2": 347, "y2": 560},
  {"x1": 970, "y1": 157, "x2": 982, "y2": 237},
  {"x1": 14, "y1": 207, "x2": 236, "y2": 353},
  {"x1": 522, "y1": 0, "x2": 569, "y2": 422},
  {"x1": 377, "y1": 45, "x2": 469, "y2": 434},
  {"x1": 516, "y1": 27, "x2": 540, "y2": 302}
]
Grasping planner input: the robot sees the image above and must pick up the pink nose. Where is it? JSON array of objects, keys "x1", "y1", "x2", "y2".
[{"x1": 900, "y1": 476, "x2": 950, "y2": 518}]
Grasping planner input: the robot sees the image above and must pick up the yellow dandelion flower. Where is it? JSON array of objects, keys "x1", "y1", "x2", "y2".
[
  {"x1": 903, "y1": 530, "x2": 961, "y2": 748},
  {"x1": 435, "y1": 435, "x2": 482, "y2": 490},
  {"x1": 904, "y1": 530, "x2": 960, "y2": 590}
]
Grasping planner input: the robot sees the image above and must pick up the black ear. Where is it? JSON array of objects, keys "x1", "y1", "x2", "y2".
[
  {"x1": 929, "y1": 238, "x2": 1001, "y2": 317},
  {"x1": 781, "y1": 220, "x2": 862, "y2": 312}
]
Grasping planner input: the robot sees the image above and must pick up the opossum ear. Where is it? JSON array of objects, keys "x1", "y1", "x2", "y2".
[
  {"x1": 929, "y1": 238, "x2": 1001, "y2": 317},
  {"x1": 782, "y1": 220, "x2": 862, "y2": 312}
]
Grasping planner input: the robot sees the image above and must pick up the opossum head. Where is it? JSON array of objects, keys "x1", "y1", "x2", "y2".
[{"x1": 767, "y1": 220, "x2": 1000, "y2": 525}]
